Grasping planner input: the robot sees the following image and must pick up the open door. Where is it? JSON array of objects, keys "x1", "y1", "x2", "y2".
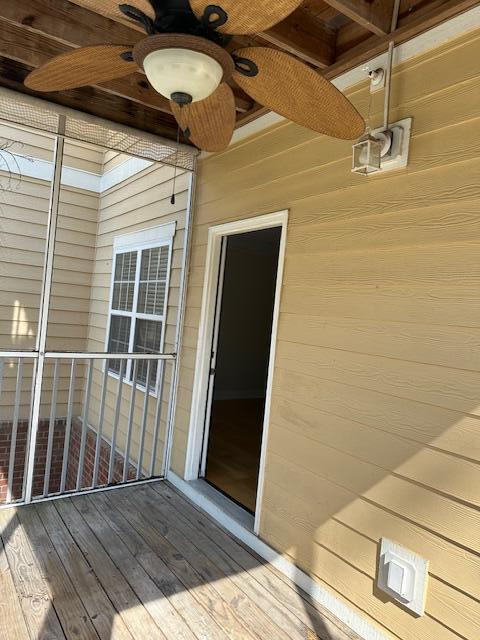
[{"x1": 200, "y1": 227, "x2": 282, "y2": 513}]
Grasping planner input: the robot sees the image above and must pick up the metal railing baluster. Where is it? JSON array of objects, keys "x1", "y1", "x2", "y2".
[
  {"x1": 136, "y1": 360, "x2": 151, "y2": 480},
  {"x1": 0, "y1": 358, "x2": 4, "y2": 399},
  {"x1": 60, "y1": 359, "x2": 75, "y2": 493},
  {"x1": 43, "y1": 359, "x2": 59, "y2": 497},
  {"x1": 123, "y1": 360, "x2": 137, "y2": 482},
  {"x1": 0, "y1": 351, "x2": 174, "y2": 507},
  {"x1": 149, "y1": 359, "x2": 166, "y2": 477},
  {"x1": 92, "y1": 361, "x2": 109, "y2": 488},
  {"x1": 108, "y1": 359, "x2": 125, "y2": 484},
  {"x1": 6, "y1": 358, "x2": 23, "y2": 503},
  {"x1": 76, "y1": 359, "x2": 93, "y2": 491}
]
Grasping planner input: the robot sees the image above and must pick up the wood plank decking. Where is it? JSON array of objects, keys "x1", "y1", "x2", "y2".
[{"x1": 0, "y1": 481, "x2": 359, "y2": 640}]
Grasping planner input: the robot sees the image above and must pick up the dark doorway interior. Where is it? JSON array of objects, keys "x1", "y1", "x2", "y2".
[{"x1": 204, "y1": 227, "x2": 282, "y2": 513}]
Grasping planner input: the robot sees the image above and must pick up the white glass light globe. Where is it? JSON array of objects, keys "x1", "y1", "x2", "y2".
[{"x1": 143, "y1": 48, "x2": 223, "y2": 103}]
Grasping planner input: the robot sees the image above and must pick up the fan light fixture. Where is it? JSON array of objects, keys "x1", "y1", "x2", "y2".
[
  {"x1": 23, "y1": 0, "x2": 366, "y2": 152},
  {"x1": 352, "y1": 133, "x2": 383, "y2": 175},
  {"x1": 143, "y1": 48, "x2": 223, "y2": 104}
]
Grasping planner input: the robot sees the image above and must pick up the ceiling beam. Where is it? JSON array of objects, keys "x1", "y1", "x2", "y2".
[
  {"x1": 323, "y1": 0, "x2": 395, "y2": 36},
  {"x1": 260, "y1": 7, "x2": 336, "y2": 69},
  {"x1": 0, "y1": 56, "x2": 181, "y2": 141},
  {"x1": 326, "y1": 0, "x2": 480, "y2": 77}
]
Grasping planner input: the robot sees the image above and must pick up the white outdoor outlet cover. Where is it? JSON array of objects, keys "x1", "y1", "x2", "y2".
[{"x1": 377, "y1": 538, "x2": 429, "y2": 616}]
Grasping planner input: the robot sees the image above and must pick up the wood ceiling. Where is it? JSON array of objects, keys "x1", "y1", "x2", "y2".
[{"x1": 0, "y1": 0, "x2": 477, "y2": 144}]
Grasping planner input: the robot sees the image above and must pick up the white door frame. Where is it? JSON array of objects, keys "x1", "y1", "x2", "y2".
[
  {"x1": 184, "y1": 210, "x2": 288, "y2": 534},
  {"x1": 199, "y1": 237, "x2": 227, "y2": 477}
]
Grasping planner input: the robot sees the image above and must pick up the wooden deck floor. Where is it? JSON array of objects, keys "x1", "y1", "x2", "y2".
[{"x1": 0, "y1": 481, "x2": 359, "y2": 640}]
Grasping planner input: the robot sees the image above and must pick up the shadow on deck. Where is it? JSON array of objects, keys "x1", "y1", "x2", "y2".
[{"x1": 0, "y1": 481, "x2": 360, "y2": 640}]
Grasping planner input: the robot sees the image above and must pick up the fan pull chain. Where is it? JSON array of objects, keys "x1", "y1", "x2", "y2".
[{"x1": 171, "y1": 124, "x2": 181, "y2": 206}]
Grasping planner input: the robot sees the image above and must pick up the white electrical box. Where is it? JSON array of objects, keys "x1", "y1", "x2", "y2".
[{"x1": 377, "y1": 538, "x2": 429, "y2": 616}]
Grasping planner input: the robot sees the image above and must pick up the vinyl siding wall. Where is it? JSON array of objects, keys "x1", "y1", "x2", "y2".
[
  {"x1": 0, "y1": 123, "x2": 100, "y2": 418},
  {"x1": 0, "y1": 123, "x2": 187, "y2": 476},
  {"x1": 170, "y1": 31, "x2": 480, "y2": 640},
  {"x1": 85, "y1": 162, "x2": 189, "y2": 475}
]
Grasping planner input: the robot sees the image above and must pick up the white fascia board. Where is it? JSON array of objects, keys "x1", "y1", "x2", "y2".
[
  {"x1": 0, "y1": 152, "x2": 53, "y2": 182},
  {"x1": 0, "y1": 151, "x2": 154, "y2": 193},
  {"x1": 100, "y1": 156, "x2": 153, "y2": 192},
  {"x1": 62, "y1": 165, "x2": 101, "y2": 191}
]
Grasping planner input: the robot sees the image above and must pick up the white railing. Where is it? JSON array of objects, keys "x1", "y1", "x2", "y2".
[
  {"x1": 0, "y1": 352, "x2": 38, "y2": 504},
  {"x1": 0, "y1": 351, "x2": 175, "y2": 506}
]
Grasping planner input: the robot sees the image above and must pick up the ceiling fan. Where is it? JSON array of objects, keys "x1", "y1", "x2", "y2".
[{"x1": 24, "y1": 0, "x2": 365, "y2": 152}]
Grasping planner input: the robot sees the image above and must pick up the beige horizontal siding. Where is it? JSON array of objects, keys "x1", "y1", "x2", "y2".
[
  {"x1": 0, "y1": 122, "x2": 104, "y2": 172},
  {"x1": 0, "y1": 124, "x2": 189, "y2": 470},
  {"x1": 102, "y1": 150, "x2": 128, "y2": 173},
  {"x1": 0, "y1": 123, "x2": 99, "y2": 420},
  {"x1": 85, "y1": 162, "x2": 188, "y2": 475},
  {"x1": 171, "y1": 30, "x2": 480, "y2": 640}
]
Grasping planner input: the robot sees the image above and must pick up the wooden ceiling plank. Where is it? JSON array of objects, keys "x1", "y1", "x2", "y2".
[
  {"x1": 67, "y1": 0, "x2": 146, "y2": 31},
  {"x1": 0, "y1": 0, "x2": 476, "y2": 138},
  {"x1": 260, "y1": 8, "x2": 336, "y2": 69},
  {"x1": 0, "y1": 0, "x2": 143, "y2": 48},
  {"x1": 326, "y1": 0, "x2": 480, "y2": 77},
  {"x1": 0, "y1": 0, "x2": 250, "y2": 115},
  {"x1": 0, "y1": 56, "x2": 180, "y2": 141},
  {"x1": 323, "y1": 0, "x2": 395, "y2": 36},
  {"x1": 0, "y1": 18, "x2": 174, "y2": 114}
]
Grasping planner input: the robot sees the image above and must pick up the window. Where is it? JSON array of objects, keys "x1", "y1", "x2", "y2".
[{"x1": 106, "y1": 223, "x2": 175, "y2": 392}]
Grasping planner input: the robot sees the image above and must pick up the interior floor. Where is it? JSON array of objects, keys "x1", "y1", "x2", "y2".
[{"x1": 205, "y1": 398, "x2": 265, "y2": 512}]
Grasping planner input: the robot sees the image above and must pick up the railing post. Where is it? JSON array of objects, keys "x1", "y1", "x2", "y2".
[
  {"x1": 162, "y1": 166, "x2": 197, "y2": 476},
  {"x1": 24, "y1": 116, "x2": 66, "y2": 504}
]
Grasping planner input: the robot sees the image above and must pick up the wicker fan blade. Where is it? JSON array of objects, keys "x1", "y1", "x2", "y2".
[
  {"x1": 233, "y1": 48, "x2": 365, "y2": 140},
  {"x1": 189, "y1": 0, "x2": 303, "y2": 34},
  {"x1": 170, "y1": 84, "x2": 236, "y2": 152},
  {"x1": 24, "y1": 46, "x2": 138, "y2": 92},
  {"x1": 68, "y1": 0, "x2": 155, "y2": 22}
]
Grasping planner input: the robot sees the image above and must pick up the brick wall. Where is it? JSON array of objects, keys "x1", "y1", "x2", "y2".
[
  {"x1": 0, "y1": 418, "x2": 139, "y2": 504},
  {"x1": 66, "y1": 418, "x2": 138, "y2": 490},
  {"x1": 0, "y1": 419, "x2": 66, "y2": 502}
]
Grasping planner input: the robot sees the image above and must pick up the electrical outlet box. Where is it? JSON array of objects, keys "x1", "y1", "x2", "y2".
[
  {"x1": 370, "y1": 117, "x2": 412, "y2": 173},
  {"x1": 363, "y1": 55, "x2": 387, "y2": 94},
  {"x1": 378, "y1": 538, "x2": 429, "y2": 616}
]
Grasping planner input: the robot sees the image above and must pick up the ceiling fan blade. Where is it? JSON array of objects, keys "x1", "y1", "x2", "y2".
[
  {"x1": 189, "y1": 0, "x2": 303, "y2": 34},
  {"x1": 24, "y1": 45, "x2": 138, "y2": 92},
  {"x1": 68, "y1": 0, "x2": 155, "y2": 22},
  {"x1": 233, "y1": 48, "x2": 365, "y2": 140},
  {"x1": 170, "y1": 83, "x2": 236, "y2": 152}
]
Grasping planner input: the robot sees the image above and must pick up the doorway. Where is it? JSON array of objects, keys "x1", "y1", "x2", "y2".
[{"x1": 200, "y1": 226, "x2": 282, "y2": 513}]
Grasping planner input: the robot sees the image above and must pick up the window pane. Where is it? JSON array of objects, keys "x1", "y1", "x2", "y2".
[
  {"x1": 133, "y1": 319, "x2": 162, "y2": 389},
  {"x1": 137, "y1": 246, "x2": 169, "y2": 316},
  {"x1": 112, "y1": 251, "x2": 137, "y2": 312},
  {"x1": 107, "y1": 315, "x2": 131, "y2": 374}
]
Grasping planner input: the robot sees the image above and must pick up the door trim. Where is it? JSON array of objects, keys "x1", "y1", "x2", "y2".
[
  {"x1": 199, "y1": 236, "x2": 227, "y2": 477},
  {"x1": 184, "y1": 210, "x2": 288, "y2": 535}
]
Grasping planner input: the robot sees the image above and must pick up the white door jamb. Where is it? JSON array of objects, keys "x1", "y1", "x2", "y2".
[{"x1": 183, "y1": 210, "x2": 288, "y2": 535}]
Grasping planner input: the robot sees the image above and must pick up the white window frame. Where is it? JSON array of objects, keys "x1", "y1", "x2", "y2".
[{"x1": 105, "y1": 222, "x2": 176, "y2": 396}]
